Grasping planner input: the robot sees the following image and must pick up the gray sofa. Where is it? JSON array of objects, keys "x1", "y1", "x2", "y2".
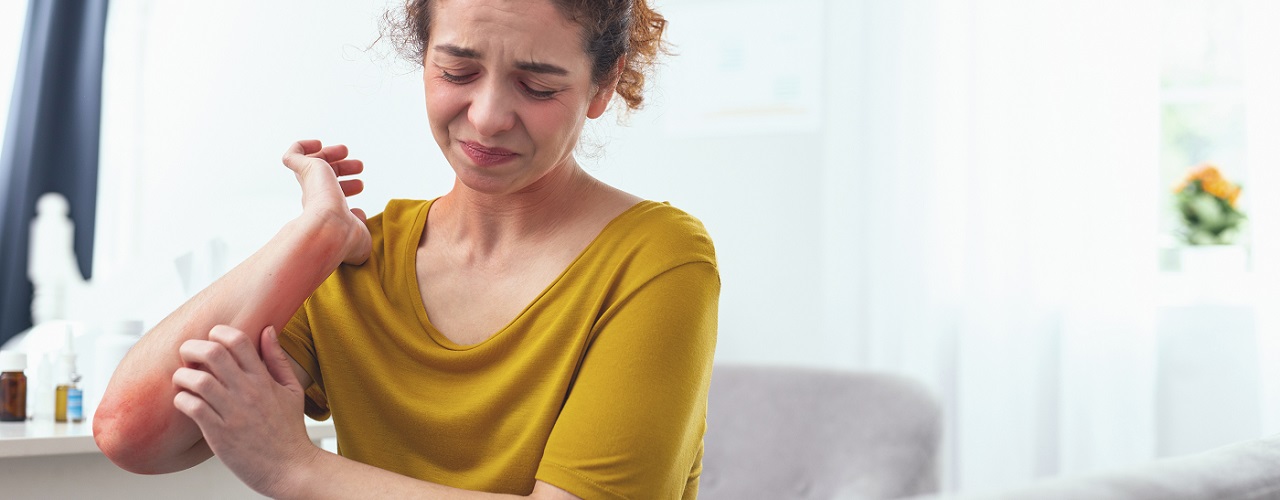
[
  {"x1": 918, "y1": 434, "x2": 1280, "y2": 500},
  {"x1": 700, "y1": 364, "x2": 943, "y2": 499},
  {"x1": 702, "y1": 364, "x2": 1280, "y2": 500}
]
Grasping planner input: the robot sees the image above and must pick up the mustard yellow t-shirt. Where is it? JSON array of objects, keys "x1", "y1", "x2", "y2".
[{"x1": 279, "y1": 198, "x2": 719, "y2": 499}]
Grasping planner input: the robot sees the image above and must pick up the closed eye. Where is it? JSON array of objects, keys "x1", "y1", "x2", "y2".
[
  {"x1": 521, "y1": 82, "x2": 557, "y2": 100},
  {"x1": 440, "y1": 71, "x2": 476, "y2": 84}
]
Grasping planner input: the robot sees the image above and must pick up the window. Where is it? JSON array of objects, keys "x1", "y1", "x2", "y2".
[
  {"x1": 0, "y1": 0, "x2": 30, "y2": 161},
  {"x1": 1160, "y1": 0, "x2": 1248, "y2": 266}
]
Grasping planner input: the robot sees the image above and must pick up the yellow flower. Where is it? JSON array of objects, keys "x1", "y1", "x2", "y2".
[
  {"x1": 1225, "y1": 185, "x2": 1242, "y2": 207},
  {"x1": 1174, "y1": 163, "x2": 1241, "y2": 206}
]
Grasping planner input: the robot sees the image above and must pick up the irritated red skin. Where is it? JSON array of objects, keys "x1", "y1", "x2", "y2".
[
  {"x1": 92, "y1": 209, "x2": 352, "y2": 475},
  {"x1": 94, "y1": 377, "x2": 175, "y2": 470}
]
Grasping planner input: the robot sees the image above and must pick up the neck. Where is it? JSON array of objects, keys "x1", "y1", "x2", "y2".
[{"x1": 431, "y1": 161, "x2": 599, "y2": 259}]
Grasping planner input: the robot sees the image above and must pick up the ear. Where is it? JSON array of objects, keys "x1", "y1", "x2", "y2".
[{"x1": 586, "y1": 58, "x2": 626, "y2": 119}]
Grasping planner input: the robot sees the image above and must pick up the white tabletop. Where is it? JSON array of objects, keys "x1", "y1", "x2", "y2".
[{"x1": 0, "y1": 417, "x2": 336, "y2": 459}]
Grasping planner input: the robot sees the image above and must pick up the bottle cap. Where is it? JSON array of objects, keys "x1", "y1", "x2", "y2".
[
  {"x1": 0, "y1": 351, "x2": 26, "y2": 372},
  {"x1": 58, "y1": 328, "x2": 78, "y2": 383},
  {"x1": 62, "y1": 327, "x2": 76, "y2": 356}
]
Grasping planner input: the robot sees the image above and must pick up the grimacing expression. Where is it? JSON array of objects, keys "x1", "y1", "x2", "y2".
[{"x1": 423, "y1": 0, "x2": 616, "y2": 195}]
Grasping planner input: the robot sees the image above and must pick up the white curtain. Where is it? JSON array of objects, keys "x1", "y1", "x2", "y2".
[
  {"x1": 828, "y1": 0, "x2": 1280, "y2": 492},
  {"x1": 1243, "y1": 0, "x2": 1280, "y2": 445},
  {"x1": 829, "y1": 0, "x2": 1166, "y2": 492}
]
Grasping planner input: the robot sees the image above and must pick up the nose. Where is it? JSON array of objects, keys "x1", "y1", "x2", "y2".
[{"x1": 467, "y1": 80, "x2": 518, "y2": 138}]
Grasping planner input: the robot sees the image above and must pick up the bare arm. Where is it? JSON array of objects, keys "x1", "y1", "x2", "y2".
[
  {"x1": 282, "y1": 453, "x2": 580, "y2": 500},
  {"x1": 92, "y1": 141, "x2": 370, "y2": 474},
  {"x1": 173, "y1": 322, "x2": 582, "y2": 499}
]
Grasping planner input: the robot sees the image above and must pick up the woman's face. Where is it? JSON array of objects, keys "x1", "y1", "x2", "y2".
[{"x1": 424, "y1": 0, "x2": 613, "y2": 195}]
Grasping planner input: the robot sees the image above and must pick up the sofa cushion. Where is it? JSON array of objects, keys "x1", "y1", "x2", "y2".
[
  {"x1": 700, "y1": 364, "x2": 942, "y2": 500},
  {"x1": 931, "y1": 434, "x2": 1280, "y2": 499}
]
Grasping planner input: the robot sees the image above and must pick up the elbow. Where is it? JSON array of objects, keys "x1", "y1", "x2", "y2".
[
  {"x1": 93, "y1": 402, "x2": 155, "y2": 474},
  {"x1": 93, "y1": 396, "x2": 188, "y2": 475},
  {"x1": 94, "y1": 372, "x2": 209, "y2": 474}
]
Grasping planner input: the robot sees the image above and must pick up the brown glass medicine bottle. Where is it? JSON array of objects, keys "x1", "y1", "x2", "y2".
[{"x1": 0, "y1": 351, "x2": 27, "y2": 422}]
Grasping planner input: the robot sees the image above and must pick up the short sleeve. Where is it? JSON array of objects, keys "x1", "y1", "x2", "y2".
[
  {"x1": 536, "y1": 261, "x2": 720, "y2": 500},
  {"x1": 279, "y1": 299, "x2": 332, "y2": 420}
]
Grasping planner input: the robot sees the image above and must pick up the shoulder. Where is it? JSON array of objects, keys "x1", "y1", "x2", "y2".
[
  {"x1": 359, "y1": 198, "x2": 432, "y2": 254},
  {"x1": 322, "y1": 198, "x2": 432, "y2": 283},
  {"x1": 308, "y1": 199, "x2": 433, "y2": 316},
  {"x1": 600, "y1": 200, "x2": 717, "y2": 274},
  {"x1": 364, "y1": 199, "x2": 431, "y2": 237}
]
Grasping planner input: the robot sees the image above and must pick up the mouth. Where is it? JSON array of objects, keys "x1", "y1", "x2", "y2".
[{"x1": 459, "y1": 141, "x2": 518, "y2": 167}]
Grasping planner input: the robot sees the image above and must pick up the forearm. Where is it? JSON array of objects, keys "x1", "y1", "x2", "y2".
[
  {"x1": 279, "y1": 449, "x2": 532, "y2": 500},
  {"x1": 93, "y1": 213, "x2": 349, "y2": 473}
]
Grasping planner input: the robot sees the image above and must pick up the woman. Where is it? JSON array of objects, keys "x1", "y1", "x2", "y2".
[{"x1": 93, "y1": 0, "x2": 719, "y2": 498}]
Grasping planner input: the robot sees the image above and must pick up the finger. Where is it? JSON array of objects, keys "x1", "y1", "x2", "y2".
[
  {"x1": 339, "y1": 179, "x2": 364, "y2": 197},
  {"x1": 207, "y1": 325, "x2": 269, "y2": 378},
  {"x1": 286, "y1": 140, "x2": 323, "y2": 157},
  {"x1": 307, "y1": 144, "x2": 349, "y2": 163},
  {"x1": 281, "y1": 154, "x2": 327, "y2": 179},
  {"x1": 261, "y1": 326, "x2": 302, "y2": 390},
  {"x1": 282, "y1": 149, "x2": 331, "y2": 176},
  {"x1": 329, "y1": 159, "x2": 363, "y2": 177},
  {"x1": 172, "y1": 366, "x2": 231, "y2": 411},
  {"x1": 282, "y1": 154, "x2": 345, "y2": 206},
  {"x1": 174, "y1": 390, "x2": 224, "y2": 428},
  {"x1": 351, "y1": 208, "x2": 367, "y2": 222},
  {"x1": 281, "y1": 141, "x2": 333, "y2": 176},
  {"x1": 179, "y1": 339, "x2": 245, "y2": 385}
]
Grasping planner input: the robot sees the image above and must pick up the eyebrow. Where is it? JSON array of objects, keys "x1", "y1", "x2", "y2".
[{"x1": 433, "y1": 43, "x2": 570, "y2": 76}]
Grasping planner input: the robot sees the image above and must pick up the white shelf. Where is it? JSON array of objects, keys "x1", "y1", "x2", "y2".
[{"x1": 0, "y1": 416, "x2": 335, "y2": 459}]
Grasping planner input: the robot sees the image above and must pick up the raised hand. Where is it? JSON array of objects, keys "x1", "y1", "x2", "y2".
[{"x1": 281, "y1": 140, "x2": 371, "y2": 265}]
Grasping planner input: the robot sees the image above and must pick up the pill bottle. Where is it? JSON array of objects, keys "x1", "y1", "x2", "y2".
[{"x1": 1, "y1": 351, "x2": 28, "y2": 421}]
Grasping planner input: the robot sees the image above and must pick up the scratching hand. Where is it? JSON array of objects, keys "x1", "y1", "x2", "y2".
[{"x1": 172, "y1": 325, "x2": 315, "y2": 497}]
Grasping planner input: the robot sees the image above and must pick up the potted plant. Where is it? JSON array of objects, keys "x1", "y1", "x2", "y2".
[{"x1": 1172, "y1": 164, "x2": 1247, "y2": 272}]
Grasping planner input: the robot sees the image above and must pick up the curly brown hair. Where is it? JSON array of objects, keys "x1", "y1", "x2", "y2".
[{"x1": 384, "y1": 0, "x2": 668, "y2": 111}]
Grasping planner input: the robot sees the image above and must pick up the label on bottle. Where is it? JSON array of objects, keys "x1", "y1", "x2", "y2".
[{"x1": 67, "y1": 388, "x2": 83, "y2": 421}]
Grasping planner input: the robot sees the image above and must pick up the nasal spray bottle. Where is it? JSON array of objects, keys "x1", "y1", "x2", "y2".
[{"x1": 55, "y1": 330, "x2": 83, "y2": 423}]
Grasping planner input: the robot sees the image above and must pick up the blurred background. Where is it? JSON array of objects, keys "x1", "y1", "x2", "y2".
[{"x1": 3, "y1": 0, "x2": 1280, "y2": 495}]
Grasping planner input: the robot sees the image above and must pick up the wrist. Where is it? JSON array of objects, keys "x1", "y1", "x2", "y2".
[
  {"x1": 270, "y1": 441, "x2": 324, "y2": 500},
  {"x1": 289, "y1": 211, "x2": 357, "y2": 267}
]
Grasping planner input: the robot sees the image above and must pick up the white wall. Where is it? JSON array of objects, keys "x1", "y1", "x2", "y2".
[{"x1": 96, "y1": 0, "x2": 854, "y2": 367}]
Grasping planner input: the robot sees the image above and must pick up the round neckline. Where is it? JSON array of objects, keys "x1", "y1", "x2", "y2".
[{"x1": 403, "y1": 198, "x2": 658, "y2": 351}]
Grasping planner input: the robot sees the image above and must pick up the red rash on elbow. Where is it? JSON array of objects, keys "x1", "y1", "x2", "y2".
[{"x1": 93, "y1": 377, "x2": 177, "y2": 468}]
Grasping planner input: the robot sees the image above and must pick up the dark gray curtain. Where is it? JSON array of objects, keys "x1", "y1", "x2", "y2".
[{"x1": 0, "y1": 0, "x2": 110, "y2": 345}]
